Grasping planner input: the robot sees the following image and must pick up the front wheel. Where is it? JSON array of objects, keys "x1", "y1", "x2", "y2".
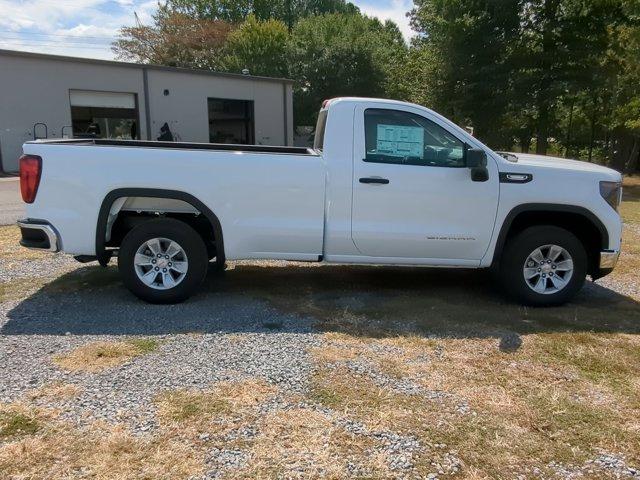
[
  {"x1": 118, "y1": 218, "x2": 208, "y2": 303},
  {"x1": 499, "y1": 226, "x2": 587, "y2": 306}
]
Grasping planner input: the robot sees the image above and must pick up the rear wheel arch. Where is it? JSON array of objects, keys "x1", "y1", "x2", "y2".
[
  {"x1": 96, "y1": 188, "x2": 225, "y2": 265},
  {"x1": 491, "y1": 204, "x2": 608, "y2": 275}
]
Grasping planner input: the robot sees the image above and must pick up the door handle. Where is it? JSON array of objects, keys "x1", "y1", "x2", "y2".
[{"x1": 359, "y1": 177, "x2": 389, "y2": 184}]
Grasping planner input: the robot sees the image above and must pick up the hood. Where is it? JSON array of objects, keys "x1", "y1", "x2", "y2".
[{"x1": 505, "y1": 153, "x2": 622, "y2": 179}]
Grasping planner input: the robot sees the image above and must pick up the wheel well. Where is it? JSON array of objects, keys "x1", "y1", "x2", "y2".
[
  {"x1": 108, "y1": 210, "x2": 218, "y2": 259},
  {"x1": 96, "y1": 189, "x2": 225, "y2": 263},
  {"x1": 496, "y1": 209, "x2": 605, "y2": 275}
]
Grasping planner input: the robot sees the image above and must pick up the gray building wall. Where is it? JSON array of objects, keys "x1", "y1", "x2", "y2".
[
  {"x1": 146, "y1": 69, "x2": 291, "y2": 145},
  {"x1": 0, "y1": 49, "x2": 294, "y2": 173}
]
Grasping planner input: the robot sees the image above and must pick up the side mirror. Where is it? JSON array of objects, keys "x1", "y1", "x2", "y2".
[
  {"x1": 466, "y1": 148, "x2": 487, "y2": 168},
  {"x1": 466, "y1": 147, "x2": 489, "y2": 182}
]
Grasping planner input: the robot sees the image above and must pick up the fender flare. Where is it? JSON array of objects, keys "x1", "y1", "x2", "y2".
[
  {"x1": 490, "y1": 203, "x2": 608, "y2": 268},
  {"x1": 96, "y1": 188, "x2": 225, "y2": 264}
]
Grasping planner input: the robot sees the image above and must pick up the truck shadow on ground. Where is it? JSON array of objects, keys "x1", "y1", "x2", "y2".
[{"x1": 3, "y1": 263, "x2": 640, "y2": 341}]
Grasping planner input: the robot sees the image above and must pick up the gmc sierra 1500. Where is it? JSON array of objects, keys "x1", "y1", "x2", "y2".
[{"x1": 17, "y1": 97, "x2": 622, "y2": 305}]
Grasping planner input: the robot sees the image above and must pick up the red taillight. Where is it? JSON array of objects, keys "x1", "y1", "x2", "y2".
[{"x1": 19, "y1": 154, "x2": 42, "y2": 203}]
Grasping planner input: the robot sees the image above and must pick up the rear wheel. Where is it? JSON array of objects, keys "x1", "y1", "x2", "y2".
[
  {"x1": 118, "y1": 218, "x2": 208, "y2": 303},
  {"x1": 499, "y1": 226, "x2": 587, "y2": 306}
]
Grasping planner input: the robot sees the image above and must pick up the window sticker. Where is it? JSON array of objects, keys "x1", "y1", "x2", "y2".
[{"x1": 376, "y1": 124, "x2": 424, "y2": 157}]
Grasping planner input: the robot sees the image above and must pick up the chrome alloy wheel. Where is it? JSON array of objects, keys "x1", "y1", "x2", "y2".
[
  {"x1": 134, "y1": 237, "x2": 189, "y2": 290},
  {"x1": 523, "y1": 244, "x2": 574, "y2": 295}
]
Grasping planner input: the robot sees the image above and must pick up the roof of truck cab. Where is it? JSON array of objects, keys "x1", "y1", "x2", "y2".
[{"x1": 323, "y1": 97, "x2": 433, "y2": 110}]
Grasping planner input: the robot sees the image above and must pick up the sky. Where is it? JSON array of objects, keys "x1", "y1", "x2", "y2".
[{"x1": 0, "y1": 0, "x2": 415, "y2": 61}]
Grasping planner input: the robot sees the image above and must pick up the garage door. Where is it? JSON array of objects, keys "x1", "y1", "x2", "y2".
[{"x1": 69, "y1": 90, "x2": 139, "y2": 139}]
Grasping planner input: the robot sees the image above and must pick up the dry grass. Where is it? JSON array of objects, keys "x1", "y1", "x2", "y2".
[
  {"x1": 156, "y1": 379, "x2": 276, "y2": 423},
  {"x1": 0, "y1": 277, "x2": 42, "y2": 303},
  {"x1": 27, "y1": 381, "x2": 82, "y2": 402},
  {"x1": 620, "y1": 175, "x2": 640, "y2": 224},
  {"x1": 612, "y1": 176, "x2": 640, "y2": 285},
  {"x1": 155, "y1": 379, "x2": 279, "y2": 449},
  {"x1": 0, "y1": 380, "x2": 279, "y2": 480},
  {"x1": 309, "y1": 330, "x2": 640, "y2": 478},
  {"x1": 0, "y1": 225, "x2": 47, "y2": 261},
  {"x1": 155, "y1": 379, "x2": 395, "y2": 479},
  {"x1": 53, "y1": 338, "x2": 160, "y2": 373},
  {"x1": 235, "y1": 408, "x2": 387, "y2": 479},
  {"x1": 0, "y1": 405, "x2": 204, "y2": 479}
]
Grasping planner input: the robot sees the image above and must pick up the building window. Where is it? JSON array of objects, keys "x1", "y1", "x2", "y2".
[
  {"x1": 69, "y1": 90, "x2": 138, "y2": 139},
  {"x1": 208, "y1": 98, "x2": 254, "y2": 144}
]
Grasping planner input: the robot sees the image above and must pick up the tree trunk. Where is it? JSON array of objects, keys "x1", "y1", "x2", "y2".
[
  {"x1": 536, "y1": 102, "x2": 549, "y2": 155},
  {"x1": 588, "y1": 96, "x2": 598, "y2": 162},
  {"x1": 609, "y1": 129, "x2": 636, "y2": 172},
  {"x1": 520, "y1": 135, "x2": 531, "y2": 153},
  {"x1": 564, "y1": 98, "x2": 574, "y2": 158},
  {"x1": 626, "y1": 137, "x2": 640, "y2": 173}
]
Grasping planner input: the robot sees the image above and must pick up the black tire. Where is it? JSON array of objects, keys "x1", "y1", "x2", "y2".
[
  {"x1": 118, "y1": 218, "x2": 208, "y2": 304},
  {"x1": 499, "y1": 225, "x2": 587, "y2": 306}
]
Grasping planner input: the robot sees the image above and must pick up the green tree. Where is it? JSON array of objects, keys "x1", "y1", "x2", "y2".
[
  {"x1": 513, "y1": 0, "x2": 628, "y2": 155},
  {"x1": 221, "y1": 15, "x2": 290, "y2": 77},
  {"x1": 289, "y1": 13, "x2": 407, "y2": 125},
  {"x1": 408, "y1": 0, "x2": 636, "y2": 159},
  {"x1": 409, "y1": 0, "x2": 521, "y2": 148},
  {"x1": 608, "y1": 7, "x2": 640, "y2": 172},
  {"x1": 166, "y1": 0, "x2": 359, "y2": 28}
]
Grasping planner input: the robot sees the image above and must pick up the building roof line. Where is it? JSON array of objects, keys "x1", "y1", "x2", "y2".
[{"x1": 0, "y1": 48, "x2": 296, "y2": 84}]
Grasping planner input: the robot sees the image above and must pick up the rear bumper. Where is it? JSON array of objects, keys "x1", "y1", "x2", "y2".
[{"x1": 17, "y1": 219, "x2": 60, "y2": 252}]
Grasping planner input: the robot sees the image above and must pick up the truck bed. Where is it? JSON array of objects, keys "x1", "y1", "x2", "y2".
[{"x1": 26, "y1": 138, "x2": 317, "y2": 156}]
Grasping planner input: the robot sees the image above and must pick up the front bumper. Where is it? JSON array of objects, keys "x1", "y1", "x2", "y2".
[
  {"x1": 600, "y1": 250, "x2": 620, "y2": 269},
  {"x1": 592, "y1": 249, "x2": 619, "y2": 280},
  {"x1": 17, "y1": 219, "x2": 60, "y2": 252}
]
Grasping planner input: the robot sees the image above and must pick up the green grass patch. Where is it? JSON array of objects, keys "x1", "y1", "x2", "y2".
[
  {"x1": 126, "y1": 337, "x2": 160, "y2": 354},
  {"x1": 157, "y1": 390, "x2": 231, "y2": 421},
  {"x1": 0, "y1": 411, "x2": 40, "y2": 438},
  {"x1": 309, "y1": 384, "x2": 344, "y2": 409}
]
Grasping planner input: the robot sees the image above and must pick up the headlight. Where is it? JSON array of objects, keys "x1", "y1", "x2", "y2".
[{"x1": 599, "y1": 181, "x2": 622, "y2": 212}]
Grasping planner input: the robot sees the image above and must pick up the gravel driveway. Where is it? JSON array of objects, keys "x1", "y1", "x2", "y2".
[{"x1": 1, "y1": 224, "x2": 639, "y2": 479}]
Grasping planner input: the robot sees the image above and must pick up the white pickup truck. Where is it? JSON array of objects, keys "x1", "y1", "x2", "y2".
[{"x1": 17, "y1": 97, "x2": 622, "y2": 305}]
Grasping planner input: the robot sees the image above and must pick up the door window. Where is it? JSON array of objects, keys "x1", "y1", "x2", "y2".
[{"x1": 364, "y1": 108, "x2": 465, "y2": 167}]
